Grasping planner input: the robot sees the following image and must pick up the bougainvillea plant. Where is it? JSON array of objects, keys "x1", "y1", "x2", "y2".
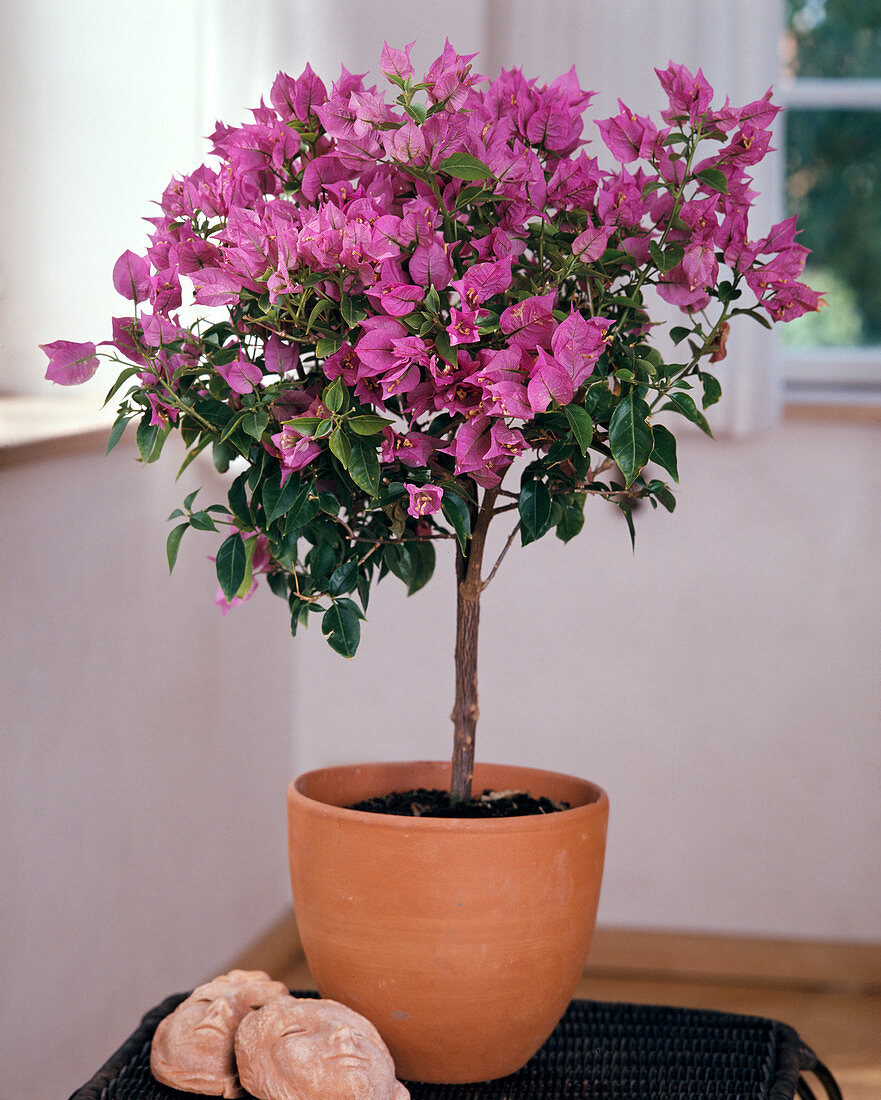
[{"x1": 43, "y1": 42, "x2": 822, "y2": 801}]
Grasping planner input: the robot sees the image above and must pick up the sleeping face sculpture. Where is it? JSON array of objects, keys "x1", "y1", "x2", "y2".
[
  {"x1": 235, "y1": 995, "x2": 410, "y2": 1100},
  {"x1": 150, "y1": 969, "x2": 289, "y2": 1097}
]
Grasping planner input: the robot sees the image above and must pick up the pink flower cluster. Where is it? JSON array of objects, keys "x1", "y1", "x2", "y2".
[{"x1": 43, "y1": 45, "x2": 821, "y2": 500}]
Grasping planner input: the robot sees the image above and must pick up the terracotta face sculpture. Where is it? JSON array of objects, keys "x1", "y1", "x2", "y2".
[
  {"x1": 150, "y1": 969, "x2": 289, "y2": 1097},
  {"x1": 235, "y1": 995, "x2": 410, "y2": 1100}
]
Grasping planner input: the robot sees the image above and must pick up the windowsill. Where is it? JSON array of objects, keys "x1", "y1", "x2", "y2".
[
  {"x1": 784, "y1": 401, "x2": 881, "y2": 424},
  {"x1": 0, "y1": 396, "x2": 115, "y2": 466}
]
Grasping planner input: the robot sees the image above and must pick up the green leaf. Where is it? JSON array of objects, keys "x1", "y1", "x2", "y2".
[
  {"x1": 216, "y1": 533, "x2": 247, "y2": 601},
  {"x1": 262, "y1": 475, "x2": 282, "y2": 524},
  {"x1": 309, "y1": 542, "x2": 337, "y2": 585},
  {"x1": 226, "y1": 473, "x2": 250, "y2": 527},
  {"x1": 347, "y1": 414, "x2": 393, "y2": 436},
  {"x1": 348, "y1": 437, "x2": 381, "y2": 496},
  {"x1": 284, "y1": 416, "x2": 323, "y2": 434},
  {"x1": 662, "y1": 392, "x2": 713, "y2": 437},
  {"x1": 609, "y1": 392, "x2": 654, "y2": 486},
  {"x1": 649, "y1": 423, "x2": 680, "y2": 482},
  {"x1": 316, "y1": 336, "x2": 343, "y2": 358},
  {"x1": 404, "y1": 101, "x2": 428, "y2": 124},
  {"x1": 356, "y1": 572, "x2": 371, "y2": 612},
  {"x1": 307, "y1": 297, "x2": 332, "y2": 329},
  {"x1": 273, "y1": 527, "x2": 300, "y2": 567},
  {"x1": 219, "y1": 411, "x2": 248, "y2": 444},
  {"x1": 731, "y1": 306, "x2": 773, "y2": 330},
  {"x1": 189, "y1": 510, "x2": 218, "y2": 532},
  {"x1": 105, "y1": 412, "x2": 132, "y2": 455},
  {"x1": 328, "y1": 560, "x2": 358, "y2": 596},
  {"x1": 660, "y1": 243, "x2": 684, "y2": 272},
  {"x1": 268, "y1": 476, "x2": 310, "y2": 526},
  {"x1": 318, "y1": 490, "x2": 340, "y2": 515},
  {"x1": 212, "y1": 440, "x2": 235, "y2": 473},
  {"x1": 322, "y1": 599, "x2": 362, "y2": 658},
  {"x1": 700, "y1": 371, "x2": 722, "y2": 409},
  {"x1": 329, "y1": 428, "x2": 352, "y2": 467},
  {"x1": 518, "y1": 481, "x2": 553, "y2": 546},
  {"x1": 235, "y1": 536, "x2": 258, "y2": 599},
  {"x1": 608, "y1": 294, "x2": 645, "y2": 310},
  {"x1": 715, "y1": 279, "x2": 740, "y2": 303},
  {"x1": 103, "y1": 365, "x2": 139, "y2": 407},
  {"x1": 340, "y1": 293, "x2": 367, "y2": 328},
  {"x1": 438, "y1": 152, "x2": 493, "y2": 180},
  {"x1": 694, "y1": 167, "x2": 729, "y2": 194},
  {"x1": 618, "y1": 501, "x2": 637, "y2": 550},
  {"x1": 242, "y1": 409, "x2": 270, "y2": 439},
  {"x1": 384, "y1": 543, "x2": 412, "y2": 586},
  {"x1": 194, "y1": 394, "x2": 234, "y2": 432},
  {"x1": 166, "y1": 523, "x2": 188, "y2": 573},
  {"x1": 247, "y1": 448, "x2": 269, "y2": 491},
  {"x1": 556, "y1": 494, "x2": 586, "y2": 543},
  {"x1": 323, "y1": 377, "x2": 344, "y2": 413},
  {"x1": 267, "y1": 572, "x2": 289, "y2": 601},
  {"x1": 433, "y1": 328, "x2": 457, "y2": 368},
  {"x1": 669, "y1": 325, "x2": 691, "y2": 345},
  {"x1": 441, "y1": 491, "x2": 471, "y2": 552},
  {"x1": 136, "y1": 412, "x2": 168, "y2": 464},
  {"x1": 289, "y1": 492, "x2": 319, "y2": 531},
  {"x1": 563, "y1": 404, "x2": 593, "y2": 455},
  {"x1": 406, "y1": 541, "x2": 436, "y2": 595},
  {"x1": 652, "y1": 483, "x2": 677, "y2": 512},
  {"x1": 455, "y1": 184, "x2": 488, "y2": 210},
  {"x1": 183, "y1": 489, "x2": 200, "y2": 511},
  {"x1": 584, "y1": 384, "x2": 617, "y2": 422}
]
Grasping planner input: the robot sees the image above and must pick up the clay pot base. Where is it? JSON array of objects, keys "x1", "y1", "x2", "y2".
[
  {"x1": 289, "y1": 761, "x2": 608, "y2": 1083},
  {"x1": 347, "y1": 787, "x2": 570, "y2": 818}
]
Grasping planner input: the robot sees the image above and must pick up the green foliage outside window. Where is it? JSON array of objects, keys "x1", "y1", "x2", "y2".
[{"x1": 783, "y1": 2, "x2": 881, "y2": 350}]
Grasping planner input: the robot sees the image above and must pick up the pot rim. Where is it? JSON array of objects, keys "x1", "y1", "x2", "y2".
[{"x1": 287, "y1": 759, "x2": 608, "y2": 832}]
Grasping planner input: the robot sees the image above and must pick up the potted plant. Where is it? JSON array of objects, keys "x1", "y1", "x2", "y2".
[{"x1": 43, "y1": 41, "x2": 820, "y2": 1083}]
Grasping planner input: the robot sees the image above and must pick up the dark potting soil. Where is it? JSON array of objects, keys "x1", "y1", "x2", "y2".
[{"x1": 347, "y1": 787, "x2": 570, "y2": 818}]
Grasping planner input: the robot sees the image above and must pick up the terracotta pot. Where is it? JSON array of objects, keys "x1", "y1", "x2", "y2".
[{"x1": 286, "y1": 760, "x2": 608, "y2": 1084}]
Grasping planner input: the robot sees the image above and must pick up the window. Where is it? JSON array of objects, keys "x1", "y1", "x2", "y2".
[{"x1": 779, "y1": 0, "x2": 881, "y2": 402}]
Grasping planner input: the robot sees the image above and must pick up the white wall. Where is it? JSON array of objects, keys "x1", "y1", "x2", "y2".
[
  {"x1": 0, "y1": 438, "x2": 295, "y2": 1098},
  {"x1": 294, "y1": 417, "x2": 881, "y2": 943}
]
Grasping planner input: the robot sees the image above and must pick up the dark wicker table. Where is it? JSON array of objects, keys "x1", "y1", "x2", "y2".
[{"x1": 69, "y1": 992, "x2": 842, "y2": 1099}]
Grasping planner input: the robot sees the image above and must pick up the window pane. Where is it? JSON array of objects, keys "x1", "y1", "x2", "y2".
[
  {"x1": 782, "y1": 108, "x2": 881, "y2": 349},
  {"x1": 783, "y1": 0, "x2": 881, "y2": 79}
]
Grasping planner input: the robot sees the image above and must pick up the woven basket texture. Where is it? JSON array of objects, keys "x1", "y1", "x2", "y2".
[{"x1": 69, "y1": 993, "x2": 820, "y2": 1100}]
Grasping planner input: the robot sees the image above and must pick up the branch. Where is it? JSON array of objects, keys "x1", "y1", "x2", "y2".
[
  {"x1": 352, "y1": 532, "x2": 455, "y2": 545},
  {"x1": 481, "y1": 520, "x2": 521, "y2": 592},
  {"x1": 356, "y1": 543, "x2": 381, "y2": 567},
  {"x1": 460, "y1": 484, "x2": 500, "y2": 599}
]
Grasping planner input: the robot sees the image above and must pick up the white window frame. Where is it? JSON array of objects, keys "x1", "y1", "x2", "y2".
[{"x1": 776, "y1": 71, "x2": 881, "y2": 404}]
